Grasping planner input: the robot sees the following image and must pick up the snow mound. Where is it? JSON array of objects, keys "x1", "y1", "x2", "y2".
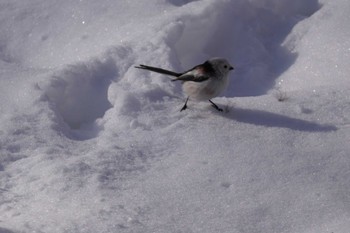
[{"x1": 171, "y1": 0, "x2": 320, "y2": 97}]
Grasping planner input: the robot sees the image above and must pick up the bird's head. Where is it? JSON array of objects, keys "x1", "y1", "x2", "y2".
[{"x1": 208, "y1": 57, "x2": 234, "y2": 75}]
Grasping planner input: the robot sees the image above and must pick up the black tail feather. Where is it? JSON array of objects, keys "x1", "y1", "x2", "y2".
[{"x1": 135, "y1": 64, "x2": 181, "y2": 77}]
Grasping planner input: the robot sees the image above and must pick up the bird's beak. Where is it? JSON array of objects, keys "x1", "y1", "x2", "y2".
[{"x1": 229, "y1": 66, "x2": 234, "y2": 70}]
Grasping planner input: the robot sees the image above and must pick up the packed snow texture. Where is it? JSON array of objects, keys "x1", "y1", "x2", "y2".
[{"x1": 1, "y1": 0, "x2": 350, "y2": 232}]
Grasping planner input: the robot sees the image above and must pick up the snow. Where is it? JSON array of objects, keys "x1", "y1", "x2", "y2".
[{"x1": 1, "y1": 0, "x2": 350, "y2": 232}]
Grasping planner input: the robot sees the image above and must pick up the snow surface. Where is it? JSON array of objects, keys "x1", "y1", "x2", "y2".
[{"x1": 1, "y1": 0, "x2": 350, "y2": 232}]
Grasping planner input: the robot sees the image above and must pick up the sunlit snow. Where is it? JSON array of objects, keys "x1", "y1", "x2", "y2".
[{"x1": 1, "y1": 0, "x2": 350, "y2": 232}]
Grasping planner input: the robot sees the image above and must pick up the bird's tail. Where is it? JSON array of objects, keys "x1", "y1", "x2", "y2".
[{"x1": 135, "y1": 64, "x2": 181, "y2": 77}]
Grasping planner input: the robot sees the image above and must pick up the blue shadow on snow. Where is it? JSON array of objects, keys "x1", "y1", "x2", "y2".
[{"x1": 224, "y1": 107, "x2": 337, "y2": 132}]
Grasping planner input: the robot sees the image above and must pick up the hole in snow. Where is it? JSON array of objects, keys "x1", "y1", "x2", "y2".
[
  {"x1": 0, "y1": 41, "x2": 16, "y2": 64},
  {"x1": 0, "y1": 227, "x2": 15, "y2": 233},
  {"x1": 44, "y1": 58, "x2": 117, "y2": 136}
]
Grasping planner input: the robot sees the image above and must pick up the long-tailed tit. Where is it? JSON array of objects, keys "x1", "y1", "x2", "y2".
[{"x1": 135, "y1": 57, "x2": 234, "y2": 111}]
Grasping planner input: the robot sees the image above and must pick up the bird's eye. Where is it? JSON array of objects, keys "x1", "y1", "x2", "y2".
[{"x1": 224, "y1": 65, "x2": 228, "y2": 69}]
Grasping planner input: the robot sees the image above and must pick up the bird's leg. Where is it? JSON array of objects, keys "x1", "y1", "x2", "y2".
[
  {"x1": 180, "y1": 97, "x2": 189, "y2": 111},
  {"x1": 209, "y1": 100, "x2": 223, "y2": 112}
]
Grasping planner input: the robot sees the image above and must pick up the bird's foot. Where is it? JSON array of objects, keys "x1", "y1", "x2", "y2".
[
  {"x1": 180, "y1": 97, "x2": 189, "y2": 112},
  {"x1": 209, "y1": 100, "x2": 223, "y2": 112}
]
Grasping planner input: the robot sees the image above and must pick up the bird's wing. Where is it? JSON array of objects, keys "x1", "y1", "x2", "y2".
[
  {"x1": 172, "y1": 73, "x2": 210, "y2": 82},
  {"x1": 172, "y1": 66, "x2": 210, "y2": 82},
  {"x1": 135, "y1": 64, "x2": 181, "y2": 77}
]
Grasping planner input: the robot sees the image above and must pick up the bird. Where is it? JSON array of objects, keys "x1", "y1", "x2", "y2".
[{"x1": 135, "y1": 57, "x2": 234, "y2": 111}]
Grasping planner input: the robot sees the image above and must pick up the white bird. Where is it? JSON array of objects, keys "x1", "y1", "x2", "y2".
[{"x1": 135, "y1": 57, "x2": 234, "y2": 111}]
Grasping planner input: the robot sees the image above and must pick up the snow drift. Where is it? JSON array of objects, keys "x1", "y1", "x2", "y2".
[{"x1": 1, "y1": 0, "x2": 350, "y2": 233}]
